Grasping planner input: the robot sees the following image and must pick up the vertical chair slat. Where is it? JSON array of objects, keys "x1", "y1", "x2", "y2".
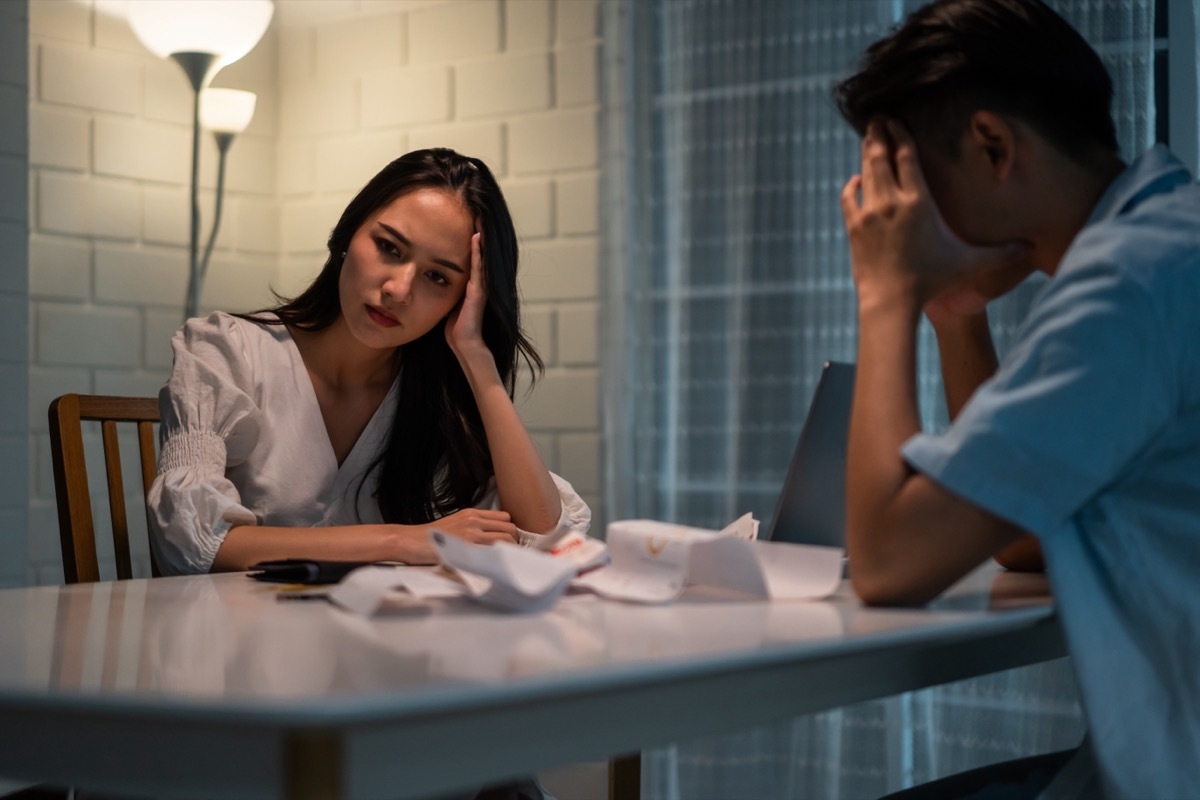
[
  {"x1": 137, "y1": 420, "x2": 162, "y2": 577},
  {"x1": 101, "y1": 420, "x2": 133, "y2": 581},
  {"x1": 49, "y1": 395, "x2": 101, "y2": 584}
]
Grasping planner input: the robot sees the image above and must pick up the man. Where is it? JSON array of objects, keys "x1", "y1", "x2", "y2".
[{"x1": 834, "y1": 0, "x2": 1200, "y2": 797}]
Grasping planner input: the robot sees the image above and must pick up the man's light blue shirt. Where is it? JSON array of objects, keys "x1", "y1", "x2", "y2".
[{"x1": 903, "y1": 146, "x2": 1200, "y2": 800}]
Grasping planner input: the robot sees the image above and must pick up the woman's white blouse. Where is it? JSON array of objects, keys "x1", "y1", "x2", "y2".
[{"x1": 148, "y1": 312, "x2": 592, "y2": 575}]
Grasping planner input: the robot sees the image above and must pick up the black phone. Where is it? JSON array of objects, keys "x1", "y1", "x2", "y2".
[{"x1": 247, "y1": 558, "x2": 387, "y2": 585}]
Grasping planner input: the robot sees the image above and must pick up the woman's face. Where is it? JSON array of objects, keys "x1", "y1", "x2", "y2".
[{"x1": 338, "y1": 188, "x2": 474, "y2": 351}]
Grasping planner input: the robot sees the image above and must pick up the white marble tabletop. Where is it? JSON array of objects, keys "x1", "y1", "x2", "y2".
[{"x1": 0, "y1": 566, "x2": 1063, "y2": 799}]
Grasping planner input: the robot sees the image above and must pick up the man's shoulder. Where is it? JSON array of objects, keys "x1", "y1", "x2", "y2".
[
  {"x1": 1066, "y1": 147, "x2": 1199, "y2": 271},
  {"x1": 1061, "y1": 187, "x2": 1200, "y2": 291}
]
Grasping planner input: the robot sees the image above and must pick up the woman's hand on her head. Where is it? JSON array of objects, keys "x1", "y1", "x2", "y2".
[
  {"x1": 431, "y1": 507, "x2": 520, "y2": 546},
  {"x1": 445, "y1": 231, "x2": 492, "y2": 363}
]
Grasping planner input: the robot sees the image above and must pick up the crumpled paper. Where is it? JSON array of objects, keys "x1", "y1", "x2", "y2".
[
  {"x1": 574, "y1": 514, "x2": 842, "y2": 604},
  {"x1": 329, "y1": 513, "x2": 843, "y2": 615},
  {"x1": 329, "y1": 528, "x2": 606, "y2": 614}
]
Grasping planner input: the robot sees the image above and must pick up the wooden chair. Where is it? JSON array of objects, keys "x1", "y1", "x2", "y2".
[{"x1": 48, "y1": 394, "x2": 162, "y2": 584}]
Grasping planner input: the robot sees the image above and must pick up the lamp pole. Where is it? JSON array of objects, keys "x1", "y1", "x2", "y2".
[
  {"x1": 169, "y1": 51, "x2": 221, "y2": 321},
  {"x1": 199, "y1": 131, "x2": 236, "y2": 287}
]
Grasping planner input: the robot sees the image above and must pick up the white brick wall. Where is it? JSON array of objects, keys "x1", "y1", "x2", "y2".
[
  {"x1": 38, "y1": 44, "x2": 141, "y2": 115},
  {"x1": 361, "y1": 65, "x2": 452, "y2": 128},
  {"x1": 36, "y1": 172, "x2": 141, "y2": 240},
  {"x1": 316, "y1": 14, "x2": 406, "y2": 74},
  {"x1": 94, "y1": 117, "x2": 190, "y2": 184},
  {"x1": 408, "y1": 1, "x2": 500, "y2": 63},
  {"x1": 521, "y1": 239, "x2": 599, "y2": 300},
  {"x1": 22, "y1": 0, "x2": 604, "y2": 587},
  {"x1": 406, "y1": 120, "x2": 506, "y2": 172},
  {"x1": 503, "y1": 177, "x2": 554, "y2": 239},
  {"x1": 506, "y1": 0, "x2": 553, "y2": 51},
  {"x1": 37, "y1": 304, "x2": 142, "y2": 367},
  {"x1": 556, "y1": 171, "x2": 598, "y2": 234},
  {"x1": 29, "y1": 105, "x2": 89, "y2": 171},
  {"x1": 27, "y1": 0, "x2": 280, "y2": 582},
  {"x1": 315, "y1": 132, "x2": 408, "y2": 193},
  {"x1": 455, "y1": 53, "x2": 552, "y2": 118},
  {"x1": 142, "y1": 186, "x2": 189, "y2": 246},
  {"x1": 276, "y1": 0, "x2": 604, "y2": 534},
  {"x1": 509, "y1": 108, "x2": 598, "y2": 173},
  {"x1": 94, "y1": 244, "x2": 188, "y2": 306},
  {"x1": 557, "y1": 0, "x2": 600, "y2": 41}
]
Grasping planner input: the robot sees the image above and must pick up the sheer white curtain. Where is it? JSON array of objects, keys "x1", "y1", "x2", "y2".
[{"x1": 600, "y1": 0, "x2": 1155, "y2": 797}]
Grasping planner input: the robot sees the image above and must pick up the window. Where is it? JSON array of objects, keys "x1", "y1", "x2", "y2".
[
  {"x1": 601, "y1": 1, "x2": 1183, "y2": 796},
  {"x1": 604, "y1": 0, "x2": 1160, "y2": 533}
]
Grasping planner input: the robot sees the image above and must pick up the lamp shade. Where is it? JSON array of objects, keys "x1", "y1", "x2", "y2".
[
  {"x1": 200, "y1": 88, "x2": 257, "y2": 134},
  {"x1": 127, "y1": 0, "x2": 274, "y2": 68}
]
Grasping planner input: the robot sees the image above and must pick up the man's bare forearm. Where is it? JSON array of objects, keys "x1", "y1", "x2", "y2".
[{"x1": 932, "y1": 311, "x2": 998, "y2": 419}]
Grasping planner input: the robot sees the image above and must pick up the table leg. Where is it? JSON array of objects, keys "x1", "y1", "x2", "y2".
[
  {"x1": 608, "y1": 753, "x2": 640, "y2": 800},
  {"x1": 286, "y1": 729, "x2": 342, "y2": 800}
]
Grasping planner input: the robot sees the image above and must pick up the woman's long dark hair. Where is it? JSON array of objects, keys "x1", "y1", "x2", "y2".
[{"x1": 243, "y1": 148, "x2": 542, "y2": 523}]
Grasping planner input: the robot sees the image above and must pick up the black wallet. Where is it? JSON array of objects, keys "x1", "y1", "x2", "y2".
[{"x1": 247, "y1": 558, "x2": 382, "y2": 584}]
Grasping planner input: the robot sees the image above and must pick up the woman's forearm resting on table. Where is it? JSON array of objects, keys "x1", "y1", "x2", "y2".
[{"x1": 210, "y1": 523, "x2": 437, "y2": 572}]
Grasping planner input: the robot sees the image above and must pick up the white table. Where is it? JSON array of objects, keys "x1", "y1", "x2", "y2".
[{"x1": 0, "y1": 567, "x2": 1064, "y2": 799}]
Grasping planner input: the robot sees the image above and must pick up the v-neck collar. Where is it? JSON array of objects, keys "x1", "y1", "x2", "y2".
[{"x1": 275, "y1": 315, "x2": 401, "y2": 476}]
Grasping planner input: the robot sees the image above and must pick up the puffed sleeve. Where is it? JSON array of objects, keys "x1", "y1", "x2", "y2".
[
  {"x1": 477, "y1": 472, "x2": 592, "y2": 547},
  {"x1": 148, "y1": 313, "x2": 263, "y2": 575}
]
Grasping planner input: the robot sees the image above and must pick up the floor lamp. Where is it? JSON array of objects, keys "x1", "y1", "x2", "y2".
[{"x1": 126, "y1": 0, "x2": 274, "y2": 321}]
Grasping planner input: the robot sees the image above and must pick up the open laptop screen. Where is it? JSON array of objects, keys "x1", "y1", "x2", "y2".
[{"x1": 764, "y1": 361, "x2": 855, "y2": 548}]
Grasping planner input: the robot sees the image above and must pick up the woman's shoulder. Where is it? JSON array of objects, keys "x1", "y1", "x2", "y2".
[
  {"x1": 172, "y1": 311, "x2": 299, "y2": 378},
  {"x1": 179, "y1": 310, "x2": 290, "y2": 348}
]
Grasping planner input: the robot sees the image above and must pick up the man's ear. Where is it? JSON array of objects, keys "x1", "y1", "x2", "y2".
[{"x1": 968, "y1": 111, "x2": 1017, "y2": 181}]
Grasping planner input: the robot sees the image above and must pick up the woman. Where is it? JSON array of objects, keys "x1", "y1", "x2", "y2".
[{"x1": 148, "y1": 148, "x2": 590, "y2": 576}]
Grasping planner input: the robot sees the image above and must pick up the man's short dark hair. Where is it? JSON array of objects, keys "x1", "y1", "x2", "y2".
[{"x1": 834, "y1": 0, "x2": 1119, "y2": 157}]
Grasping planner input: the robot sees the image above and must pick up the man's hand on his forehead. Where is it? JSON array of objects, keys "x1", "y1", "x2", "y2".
[{"x1": 841, "y1": 119, "x2": 1029, "y2": 311}]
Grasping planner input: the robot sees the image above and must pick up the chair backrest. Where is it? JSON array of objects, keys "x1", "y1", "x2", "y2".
[{"x1": 48, "y1": 394, "x2": 162, "y2": 583}]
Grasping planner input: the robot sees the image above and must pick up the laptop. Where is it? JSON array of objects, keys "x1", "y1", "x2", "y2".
[{"x1": 763, "y1": 360, "x2": 855, "y2": 548}]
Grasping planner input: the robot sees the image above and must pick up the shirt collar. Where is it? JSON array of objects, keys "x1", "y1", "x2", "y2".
[{"x1": 1085, "y1": 144, "x2": 1194, "y2": 227}]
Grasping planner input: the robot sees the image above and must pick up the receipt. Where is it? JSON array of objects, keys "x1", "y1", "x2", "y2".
[{"x1": 572, "y1": 515, "x2": 841, "y2": 604}]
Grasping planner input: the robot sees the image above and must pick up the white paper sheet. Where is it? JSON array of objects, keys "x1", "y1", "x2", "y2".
[
  {"x1": 531, "y1": 528, "x2": 609, "y2": 572},
  {"x1": 572, "y1": 516, "x2": 842, "y2": 604},
  {"x1": 328, "y1": 565, "x2": 465, "y2": 616},
  {"x1": 329, "y1": 530, "x2": 608, "y2": 616},
  {"x1": 430, "y1": 531, "x2": 580, "y2": 613},
  {"x1": 329, "y1": 512, "x2": 839, "y2": 616}
]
